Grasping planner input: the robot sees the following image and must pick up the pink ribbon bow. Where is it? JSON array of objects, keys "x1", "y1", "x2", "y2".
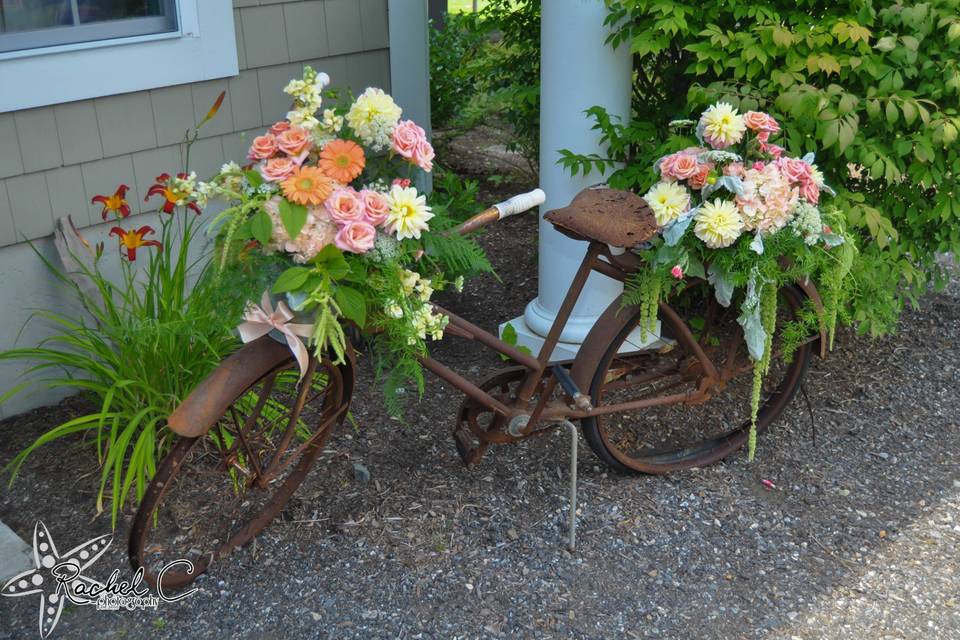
[{"x1": 238, "y1": 291, "x2": 315, "y2": 381}]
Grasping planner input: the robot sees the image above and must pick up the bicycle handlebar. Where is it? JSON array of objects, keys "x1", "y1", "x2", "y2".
[
  {"x1": 492, "y1": 189, "x2": 546, "y2": 219},
  {"x1": 451, "y1": 189, "x2": 546, "y2": 236}
]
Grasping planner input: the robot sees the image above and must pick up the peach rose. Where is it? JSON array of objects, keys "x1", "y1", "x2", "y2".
[
  {"x1": 414, "y1": 139, "x2": 434, "y2": 172},
  {"x1": 248, "y1": 134, "x2": 278, "y2": 161},
  {"x1": 335, "y1": 220, "x2": 376, "y2": 254},
  {"x1": 269, "y1": 121, "x2": 291, "y2": 136},
  {"x1": 360, "y1": 189, "x2": 390, "y2": 226},
  {"x1": 744, "y1": 111, "x2": 780, "y2": 133},
  {"x1": 688, "y1": 163, "x2": 714, "y2": 189},
  {"x1": 392, "y1": 120, "x2": 426, "y2": 160},
  {"x1": 258, "y1": 157, "x2": 297, "y2": 182},
  {"x1": 325, "y1": 187, "x2": 365, "y2": 224},
  {"x1": 277, "y1": 126, "x2": 312, "y2": 159},
  {"x1": 671, "y1": 154, "x2": 700, "y2": 180}
]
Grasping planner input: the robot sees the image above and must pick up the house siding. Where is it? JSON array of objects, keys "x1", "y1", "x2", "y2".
[{"x1": 0, "y1": 0, "x2": 390, "y2": 248}]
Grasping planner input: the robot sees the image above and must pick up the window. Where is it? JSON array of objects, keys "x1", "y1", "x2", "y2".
[
  {"x1": 0, "y1": 0, "x2": 237, "y2": 112},
  {"x1": 0, "y1": 0, "x2": 178, "y2": 54}
]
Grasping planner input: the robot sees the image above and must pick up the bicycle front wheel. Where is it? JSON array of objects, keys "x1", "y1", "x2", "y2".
[
  {"x1": 129, "y1": 338, "x2": 353, "y2": 590},
  {"x1": 581, "y1": 284, "x2": 812, "y2": 474}
]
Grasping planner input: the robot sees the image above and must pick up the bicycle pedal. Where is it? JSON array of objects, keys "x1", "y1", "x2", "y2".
[{"x1": 453, "y1": 427, "x2": 487, "y2": 467}]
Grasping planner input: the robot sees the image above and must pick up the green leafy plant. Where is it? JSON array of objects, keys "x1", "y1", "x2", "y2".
[
  {"x1": 430, "y1": 1, "x2": 541, "y2": 174},
  {"x1": 430, "y1": 11, "x2": 488, "y2": 127},
  {"x1": 0, "y1": 96, "x2": 259, "y2": 526},
  {"x1": 563, "y1": 0, "x2": 960, "y2": 335}
]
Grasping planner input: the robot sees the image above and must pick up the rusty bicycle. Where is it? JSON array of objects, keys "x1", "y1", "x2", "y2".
[{"x1": 129, "y1": 186, "x2": 823, "y2": 589}]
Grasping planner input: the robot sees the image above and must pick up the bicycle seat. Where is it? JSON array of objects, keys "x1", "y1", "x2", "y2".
[{"x1": 544, "y1": 185, "x2": 658, "y2": 249}]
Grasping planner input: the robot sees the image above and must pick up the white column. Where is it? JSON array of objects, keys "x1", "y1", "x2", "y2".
[
  {"x1": 388, "y1": 0, "x2": 433, "y2": 193},
  {"x1": 501, "y1": 0, "x2": 633, "y2": 360}
]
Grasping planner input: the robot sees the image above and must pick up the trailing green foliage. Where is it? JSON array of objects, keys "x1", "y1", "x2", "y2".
[{"x1": 561, "y1": 0, "x2": 960, "y2": 335}]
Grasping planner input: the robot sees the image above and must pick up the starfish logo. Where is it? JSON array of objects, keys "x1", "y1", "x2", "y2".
[{"x1": 2, "y1": 521, "x2": 111, "y2": 638}]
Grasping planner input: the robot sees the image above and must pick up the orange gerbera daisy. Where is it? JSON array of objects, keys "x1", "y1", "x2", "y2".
[
  {"x1": 319, "y1": 139, "x2": 365, "y2": 184},
  {"x1": 281, "y1": 166, "x2": 334, "y2": 207}
]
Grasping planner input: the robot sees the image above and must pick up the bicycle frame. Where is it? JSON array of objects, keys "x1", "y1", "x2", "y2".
[{"x1": 418, "y1": 240, "x2": 717, "y2": 438}]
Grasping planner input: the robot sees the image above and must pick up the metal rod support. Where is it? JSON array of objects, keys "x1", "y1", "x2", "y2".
[{"x1": 558, "y1": 419, "x2": 579, "y2": 552}]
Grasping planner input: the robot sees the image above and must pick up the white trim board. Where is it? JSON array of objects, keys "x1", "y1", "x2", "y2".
[{"x1": 0, "y1": 0, "x2": 237, "y2": 113}]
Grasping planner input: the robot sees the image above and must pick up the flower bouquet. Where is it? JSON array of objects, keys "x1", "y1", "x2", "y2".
[
  {"x1": 201, "y1": 67, "x2": 489, "y2": 412},
  {"x1": 636, "y1": 101, "x2": 856, "y2": 457}
]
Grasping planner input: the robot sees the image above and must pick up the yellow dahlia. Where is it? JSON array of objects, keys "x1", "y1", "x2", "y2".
[
  {"x1": 346, "y1": 88, "x2": 402, "y2": 151},
  {"x1": 694, "y1": 199, "x2": 744, "y2": 248},
  {"x1": 386, "y1": 185, "x2": 433, "y2": 240},
  {"x1": 644, "y1": 181, "x2": 691, "y2": 226},
  {"x1": 700, "y1": 102, "x2": 747, "y2": 149},
  {"x1": 281, "y1": 166, "x2": 334, "y2": 207}
]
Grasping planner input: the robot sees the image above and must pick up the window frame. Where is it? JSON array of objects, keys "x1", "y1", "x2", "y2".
[
  {"x1": 0, "y1": 0, "x2": 180, "y2": 56},
  {"x1": 0, "y1": 0, "x2": 237, "y2": 113}
]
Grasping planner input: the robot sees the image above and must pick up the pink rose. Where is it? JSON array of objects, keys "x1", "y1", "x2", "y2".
[
  {"x1": 335, "y1": 220, "x2": 376, "y2": 254},
  {"x1": 756, "y1": 130, "x2": 770, "y2": 144},
  {"x1": 670, "y1": 264, "x2": 684, "y2": 279},
  {"x1": 658, "y1": 154, "x2": 679, "y2": 180},
  {"x1": 414, "y1": 139, "x2": 435, "y2": 172},
  {"x1": 779, "y1": 158, "x2": 812, "y2": 184},
  {"x1": 360, "y1": 189, "x2": 390, "y2": 226},
  {"x1": 392, "y1": 178, "x2": 411, "y2": 188},
  {"x1": 392, "y1": 120, "x2": 426, "y2": 160},
  {"x1": 753, "y1": 161, "x2": 766, "y2": 171},
  {"x1": 723, "y1": 162, "x2": 745, "y2": 177},
  {"x1": 325, "y1": 187, "x2": 365, "y2": 223},
  {"x1": 259, "y1": 157, "x2": 297, "y2": 182},
  {"x1": 248, "y1": 134, "x2": 278, "y2": 161},
  {"x1": 800, "y1": 180, "x2": 820, "y2": 204},
  {"x1": 277, "y1": 126, "x2": 312, "y2": 159},
  {"x1": 269, "y1": 121, "x2": 291, "y2": 136},
  {"x1": 688, "y1": 163, "x2": 714, "y2": 189},
  {"x1": 764, "y1": 144, "x2": 784, "y2": 159}
]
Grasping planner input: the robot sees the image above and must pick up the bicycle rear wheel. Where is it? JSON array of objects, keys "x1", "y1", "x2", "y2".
[
  {"x1": 581, "y1": 284, "x2": 811, "y2": 474},
  {"x1": 129, "y1": 338, "x2": 353, "y2": 590}
]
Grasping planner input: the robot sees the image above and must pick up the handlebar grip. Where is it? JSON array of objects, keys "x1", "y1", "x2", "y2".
[{"x1": 493, "y1": 189, "x2": 546, "y2": 219}]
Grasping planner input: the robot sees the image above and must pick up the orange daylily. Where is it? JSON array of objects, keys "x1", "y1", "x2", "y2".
[
  {"x1": 145, "y1": 173, "x2": 201, "y2": 214},
  {"x1": 92, "y1": 185, "x2": 131, "y2": 220},
  {"x1": 110, "y1": 225, "x2": 162, "y2": 261}
]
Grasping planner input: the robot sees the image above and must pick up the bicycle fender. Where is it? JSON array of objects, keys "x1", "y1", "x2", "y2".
[
  {"x1": 569, "y1": 295, "x2": 636, "y2": 396},
  {"x1": 167, "y1": 336, "x2": 295, "y2": 438}
]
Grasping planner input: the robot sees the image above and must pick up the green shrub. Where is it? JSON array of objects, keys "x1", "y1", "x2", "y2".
[
  {"x1": 430, "y1": 1, "x2": 541, "y2": 173},
  {"x1": 563, "y1": 0, "x2": 960, "y2": 334},
  {"x1": 471, "y1": 0, "x2": 541, "y2": 170},
  {"x1": 430, "y1": 12, "x2": 487, "y2": 127}
]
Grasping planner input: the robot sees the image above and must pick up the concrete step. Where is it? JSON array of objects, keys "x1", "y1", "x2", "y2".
[{"x1": 0, "y1": 519, "x2": 33, "y2": 582}]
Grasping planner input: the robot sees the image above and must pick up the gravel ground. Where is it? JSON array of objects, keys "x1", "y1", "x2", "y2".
[{"x1": 1, "y1": 140, "x2": 958, "y2": 638}]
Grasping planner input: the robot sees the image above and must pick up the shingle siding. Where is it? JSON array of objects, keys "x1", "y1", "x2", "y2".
[{"x1": 0, "y1": 0, "x2": 390, "y2": 246}]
